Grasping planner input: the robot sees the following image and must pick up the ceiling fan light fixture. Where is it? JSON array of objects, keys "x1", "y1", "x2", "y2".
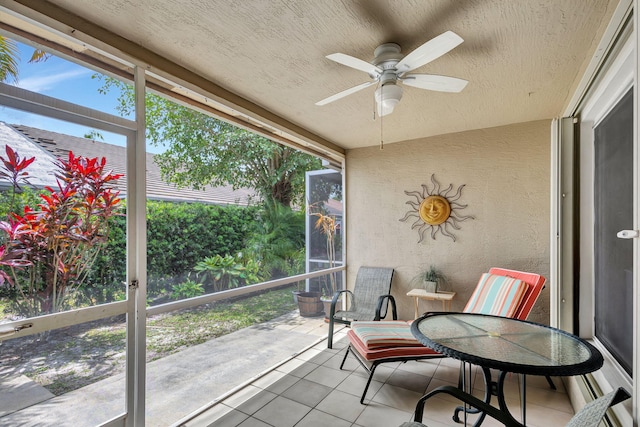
[{"x1": 374, "y1": 83, "x2": 403, "y2": 116}]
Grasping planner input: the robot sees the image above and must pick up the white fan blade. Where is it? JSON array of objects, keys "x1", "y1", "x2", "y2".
[
  {"x1": 396, "y1": 31, "x2": 464, "y2": 75},
  {"x1": 326, "y1": 53, "x2": 382, "y2": 75},
  {"x1": 316, "y1": 81, "x2": 376, "y2": 106},
  {"x1": 401, "y1": 74, "x2": 468, "y2": 92}
]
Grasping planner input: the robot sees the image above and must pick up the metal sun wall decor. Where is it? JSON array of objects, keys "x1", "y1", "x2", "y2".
[{"x1": 399, "y1": 174, "x2": 475, "y2": 243}]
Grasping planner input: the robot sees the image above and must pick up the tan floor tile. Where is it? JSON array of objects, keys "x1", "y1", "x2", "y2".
[
  {"x1": 296, "y1": 408, "x2": 353, "y2": 427},
  {"x1": 395, "y1": 359, "x2": 441, "y2": 377},
  {"x1": 523, "y1": 385, "x2": 573, "y2": 414},
  {"x1": 316, "y1": 389, "x2": 367, "y2": 422},
  {"x1": 433, "y1": 363, "x2": 462, "y2": 384},
  {"x1": 233, "y1": 389, "x2": 278, "y2": 416},
  {"x1": 281, "y1": 378, "x2": 333, "y2": 407},
  {"x1": 252, "y1": 396, "x2": 311, "y2": 427},
  {"x1": 370, "y1": 383, "x2": 424, "y2": 412},
  {"x1": 524, "y1": 401, "x2": 574, "y2": 426},
  {"x1": 385, "y1": 369, "x2": 432, "y2": 393},
  {"x1": 236, "y1": 417, "x2": 272, "y2": 427},
  {"x1": 296, "y1": 348, "x2": 323, "y2": 361},
  {"x1": 304, "y1": 364, "x2": 351, "y2": 388},
  {"x1": 224, "y1": 386, "x2": 273, "y2": 412},
  {"x1": 183, "y1": 403, "x2": 241, "y2": 427},
  {"x1": 335, "y1": 372, "x2": 384, "y2": 401},
  {"x1": 354, "y1": 402, "x2": 413, "y2": 427}
]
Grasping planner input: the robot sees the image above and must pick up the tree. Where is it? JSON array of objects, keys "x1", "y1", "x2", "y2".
[
  {"x1": 97, "y1": 76, "x2": 321, "y2": 207},
  {"x1": 0, "y1": 36, "x2": 19, "y2": 84},
  {"x1": 0, "y1": 36, "x2": 51, "y2": 84},
  {"x1": 245, "y1": 201, "x2": 305, "y2": 279}
]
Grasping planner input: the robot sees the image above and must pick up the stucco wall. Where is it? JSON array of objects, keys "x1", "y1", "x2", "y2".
[{"x1": 345, "y1": 120, "x2": 551, "y2": 324}]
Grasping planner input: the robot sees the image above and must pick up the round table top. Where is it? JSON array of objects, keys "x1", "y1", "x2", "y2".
[{"x1": 411, "y1": 313, "x2": 603, "y2": 376}]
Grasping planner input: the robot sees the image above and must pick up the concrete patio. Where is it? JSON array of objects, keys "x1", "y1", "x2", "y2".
[{"x1": 0, "y1": 312, "x2": 332, "y2": 427}]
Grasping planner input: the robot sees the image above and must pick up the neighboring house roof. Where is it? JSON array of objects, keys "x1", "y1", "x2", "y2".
[
  {"x1": 0, "y1": 122, "x2": 58, "y2": 189},
  {"x1": 0, "y1": 122, "x2": 255, "y2": 206}
]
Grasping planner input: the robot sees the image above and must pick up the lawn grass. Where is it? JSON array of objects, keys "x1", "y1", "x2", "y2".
[
  {"x1": 146, "y1": 284, "x2": 298, "y2": 359},
  {"x1": 8, "y1": 284, "x2": 298, "y2": 395}
]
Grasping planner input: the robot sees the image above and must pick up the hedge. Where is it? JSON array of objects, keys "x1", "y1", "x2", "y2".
[{"x1": 87, "y1": 200, "x2": 257, "y2": 303}]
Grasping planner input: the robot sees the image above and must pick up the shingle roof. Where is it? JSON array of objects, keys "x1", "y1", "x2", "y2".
[
  {"x1": 0, "y1": 122, "x2": 58, "y2": 189},
  {"x1": 1, "y1": 122, "x2": 255, "y2": 206}
]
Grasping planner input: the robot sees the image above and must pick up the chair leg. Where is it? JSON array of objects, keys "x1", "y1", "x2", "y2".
[
  {"x1": 360, "y1": 363, "x2": 379, "y2": 404},
  {"x1": 545, "y1": 375, "x2": 556, "y2": 390},
  {"x1": 339, "y1": 345, "x2": 351, "y2": 369},
  {"x1": 340, "y1": 345, "x2": 378, "y2": 405},
  {"x1": 327, "y1": 317, "x2": 334, "y2": 349}
]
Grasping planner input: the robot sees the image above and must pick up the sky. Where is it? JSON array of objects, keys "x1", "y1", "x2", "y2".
[{"x1": 1, "y1": 41, "x2": 136, "y2": 150}]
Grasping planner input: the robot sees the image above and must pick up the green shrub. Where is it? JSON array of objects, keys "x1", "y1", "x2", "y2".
[
  {"x1": 146, "y1": 201, "x2": 256, "y2": 280},
  {"x1": 171, "y1": 278, "x2": 205, "y2": 300},
  {"x1": 79, "y1": 200, "x2": 257, "y2": 304},
  {"x1": 194, "y1": 252, "x2": 262, "y2": 292}
]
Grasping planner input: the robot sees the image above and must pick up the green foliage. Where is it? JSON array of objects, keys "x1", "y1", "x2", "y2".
[
  {"x1": 0, "y1": 36, "x2": 51, "y2": 84},
  {"x1": 0, "y1": 36, "x2": 19, "y2": 84},
  {"x1": 0, "y1": 187, "x2": 39, "y2": 219},
  {"x1": 194, "y1": 252, "x2": 261, "y2": 293},
  {"x1": 146, "y1": 200, "x2": 256, "y2": 291},
  {"x1": 1, "y1": 198, "x2": 258, "y2": 312},
  {"x1": 244, "y1": 201, "x2": 305, "y2": 279},
  {"x1": 83, "y1": 214, "x2": 127, "y2": 304},
  {"x1": 96, "y1": 75, "x2": 322, "y2": 207},
  {"x1": 1, "y1": 149, "x2": 124, "y2": 316},
  {"x1": 422, "y1": 265, "x2": 444, "y2": 282},
  {"x1": 83, "y1": 130, "x2": 104, "y2": 141},
  {"x1": 171, "y1": 278, "x2": 205, "y2": 300}
]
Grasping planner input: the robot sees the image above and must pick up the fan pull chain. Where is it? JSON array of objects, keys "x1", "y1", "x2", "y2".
[
  {"x1": 380, "y1": 113, "x2": 384, "y2": 150},
  {"x1": 379, "y1": 84, "x2": 384, "y2": 150}
]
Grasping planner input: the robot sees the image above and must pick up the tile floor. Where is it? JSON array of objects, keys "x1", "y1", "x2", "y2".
[{"x1": 182, "y1": 318, "x2": 575, "y2": 427}]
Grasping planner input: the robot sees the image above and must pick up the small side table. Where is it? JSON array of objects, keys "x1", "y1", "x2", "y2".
[{"x1": 406, "y1": 289, "x2": 456, "y2": 319}]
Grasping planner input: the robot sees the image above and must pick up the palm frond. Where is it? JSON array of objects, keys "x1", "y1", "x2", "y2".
[{"x1": 0, "y1": 35, "x2": 19, "y2": 84}]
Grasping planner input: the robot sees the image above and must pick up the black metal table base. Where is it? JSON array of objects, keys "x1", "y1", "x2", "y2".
[
  {"x1": 451, "y1": 367, "x2": 522, "y2": 426},
  {"x1": 414, "y1": 383, "x2": 524, "y2": 427}
]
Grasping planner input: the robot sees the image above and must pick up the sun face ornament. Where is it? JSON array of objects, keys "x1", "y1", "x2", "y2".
[{"x1": 399, "y1": 174, "x2": 475, "y2": 243}]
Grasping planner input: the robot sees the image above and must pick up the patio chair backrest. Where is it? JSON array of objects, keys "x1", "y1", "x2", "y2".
[
  {"x1": 462, "y1": 268, "x2": 546, "y2": 319},
  {"x1": 353, "y1": 267, "x2": 395, "y2": 318},
  {"x1": 487, "y1": 267, "x2": 546, "y2": 320}
]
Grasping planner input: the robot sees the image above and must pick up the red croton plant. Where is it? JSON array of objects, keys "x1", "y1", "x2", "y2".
[{"x1": 0, "y1": 145, "x2": 123, "y2": 316}]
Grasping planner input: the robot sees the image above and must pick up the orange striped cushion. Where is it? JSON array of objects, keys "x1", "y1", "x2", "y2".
[
  {"x1": 351, "y1": 321, "x2": 424, "y2": 349},
  {"x1": 463, "y1": 273, "x2": 529, "y2": 317},
  {"x1": 347, "y1": 329, "x2": 438, "y2": 360}
]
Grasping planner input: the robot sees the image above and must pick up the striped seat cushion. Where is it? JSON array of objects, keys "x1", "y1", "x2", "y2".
[
  {"x1": 463, "y1": 273, "x2": 529, "y2": 317},
  {"x1": 351, "y1": 321, "x2": 424, "y2": 349},
  {"x1": 347, "y1": 329, "x2": 437, "y2": 360}
]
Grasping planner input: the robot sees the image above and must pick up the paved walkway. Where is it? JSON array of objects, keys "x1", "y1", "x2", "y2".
[{"x1": 0, "y1": 311, "x2": 333, "y2": 427}]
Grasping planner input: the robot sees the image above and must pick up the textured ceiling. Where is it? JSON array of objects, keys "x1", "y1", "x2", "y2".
[{"x1": 6, "y1": 0, "x2": 618, "y2": 150}]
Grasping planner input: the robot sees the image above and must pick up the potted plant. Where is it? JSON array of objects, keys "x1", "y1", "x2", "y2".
[
  {"x1": 309, "y1": 208, "x2": 339, "y2": 318},
  {"x1": 420, "y1": 265, "x2": 444, "y2": 293}
]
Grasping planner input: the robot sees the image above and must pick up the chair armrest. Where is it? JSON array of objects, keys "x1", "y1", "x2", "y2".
[
  {"x1": 330, "y1": 290, "x2": 353, "y2": 318},
  {"x1": 374, "y1": 294, "x2": 397, "y2": 320}
]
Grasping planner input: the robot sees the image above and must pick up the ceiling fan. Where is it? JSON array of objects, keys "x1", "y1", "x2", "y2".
[{"x1": 316, "y1": 31, "x2": 468, "y2": 116}]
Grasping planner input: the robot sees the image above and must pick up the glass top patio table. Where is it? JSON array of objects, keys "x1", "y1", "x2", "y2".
[{"x1": 410, "y1": 312, "x2": 603, "y2": 377}]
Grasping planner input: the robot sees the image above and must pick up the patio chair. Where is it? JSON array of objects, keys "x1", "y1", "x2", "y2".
[
  {"x1": 327, "y1": 266, "x2": 396, "y2": 349},
  {"x1": 340, "y1": 267, "x2": 546, "y2": 403},
  {"x1": 400, "y1": 386, "x2": 630, "y2": 427}
]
